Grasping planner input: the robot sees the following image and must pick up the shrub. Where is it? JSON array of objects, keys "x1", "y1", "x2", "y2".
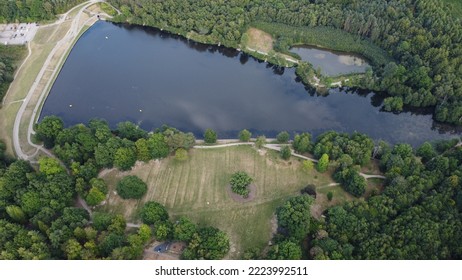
[
  {"x1": 327, "y1": 191, "x2": 333, "y2": 201},
  {"x1": 140, "y1": 201, "x2": 169, "y2": 225},
  {"x1": 317, "y1": 154, "x2": 329, "y2": 173},
  {"x1": 276, "y1": 131, "x2": 290, "y2": 143},
  {"x1": 238, "y1": 129, "x2": 252, "y2": 142},
  {"x1": 230, "y1": 171, "x2": 253, "y2": 197},
  {"x1": 116, "y1": 175, "x2": 147, "y2": 199},
  {"x1": 255, "y1": 136, "x2": 266, "y2": 149},
  {"x1": 280, "y1": 146, "x2": 292, "y2": 160},
  {"x1": 175, "y1": 148, "x2": 188, "y2": 161},
  {"x1": 204, "y1": 129, "x2": 217, "y2": 144}
]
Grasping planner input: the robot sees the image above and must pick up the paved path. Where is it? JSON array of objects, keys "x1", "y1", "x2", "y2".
[{"x1": 12, "y1": 0, "x2": 102, "y2": 160}]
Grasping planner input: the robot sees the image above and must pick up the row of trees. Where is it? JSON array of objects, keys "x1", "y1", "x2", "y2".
[
  {"x1": 35, "y1": 116, "x2": 196, "y2": 207},
  {"x1": 109, "y1": 0, "x2": 462, "y2": 125}
]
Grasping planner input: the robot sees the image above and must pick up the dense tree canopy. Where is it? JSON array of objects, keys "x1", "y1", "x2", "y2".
[
  {"x1": 182, "y1": 226, "x2": 230, "y2": 260},
  {"x1": 0, "y1": 0, "x2": 85, "y2": 22},
  {"x1": 116, "y1": 175, "x2": 147, "y2": 199},
  {"x1": 140, "y1": 201, "x2": 169, "y2": 225},
  {"x1": 229, "y1": 171, "x2": 253, "y2": 197}
]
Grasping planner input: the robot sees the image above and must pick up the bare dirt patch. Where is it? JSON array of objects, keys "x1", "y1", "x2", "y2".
[
  {"x1": 227, "y1": 183, "x2": 257, "y2": 203},
  {"x1": 245, "y1": 28, "x2": 274, "y2": 53}
]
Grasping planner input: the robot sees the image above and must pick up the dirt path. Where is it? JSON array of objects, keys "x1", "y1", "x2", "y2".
[{"x1": 192, "y1": 141, "x2": 385, "y2": 180}]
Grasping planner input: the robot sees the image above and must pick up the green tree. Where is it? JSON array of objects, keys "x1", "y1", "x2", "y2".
[
  {"x1": 317, "y1": 154, "x2": 329, "y2": 173},
  {"x1": 280, "y1": 146, "x2": 292, "y2": 160},
  {"x1": 114, "y1": 147, "x2": 137, "y2": 170},
  {"x1": 255, "y1": 135, "x2": 266, "y2": 149},
  {"x1": 6, "y1": 205, "x2": 26, "y2": 224},
  {"x1": 230, "y1": 171, "x2": 253, "y2": 197},
  {"x1": 116, "y1": 175, "x2": 147, "y2": 199},
  {"x1": 293, "y1": 133, "x2": 312, "y2": 154},
  {"x1": 140, "y1": 201, "x2": 169, "y2": 225},
  {"x1": 267, "y1": 240, "x2": 302, "y2": 260},
  {"x1": 36, "y1": 116, "x2": 64, "y2": 148},
  {"x1": 175, "y1": 148, "x2": 188, "y2": 161},
  {"x1": 417, "y1": 142, "x2": 437, "y2": 163},
  {"x1": 204, "y1": 128, "x2": 217, "y2": 144},
  {"x1": 38, "y1": 157, "x2": 65, "y2": 177},
  {"x1": 116, "y1": 121, "x2": 147, "y2": 141},
  {"x1": 173, "y1": 217, "x2": 197, "y2": 242},
  {"x1": 277, "y1": 195, "x2": 314, "y2": 241},
  {"x1": 238, "y1": 129, "x2": 252, "y2": 142},
  {"x1": 277, "y1": 131, "x2": 290, "y2": 143},
  {"x1": 155, "y1": 221, "x2": 173, "y2": 241},
  {"x1": 135, "y1": 138, "x2": 151, "y2": 162},
  {"x1": 327, "y1": 191, "x2": 333, "y2": 201},
  {"x1": 182, "y1": 227, "x2": 229, "y2": 260},
  {"x1": 147, "y1": 133, "x2": 170, "y2": 159},
  {"x1": 92, "y1": 212, "x2": 114, "y2": 231},
  {"x1": 89, "y1": 118, "x2": 112, "y2": 143},
  {"x1": 85, "y1": 187, "x2": 106, "y2": 206},
  {"x1": 302, "y1": 160, "x2": 314, "y2": 172}
]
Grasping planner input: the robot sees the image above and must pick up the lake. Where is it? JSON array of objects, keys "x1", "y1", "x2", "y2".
[
  {"x1": 40, "y1": 21, "x2": 461, "y2": 146},
  {"x1": 290, "y1": 45, "x2": 370, "y2": 76}
]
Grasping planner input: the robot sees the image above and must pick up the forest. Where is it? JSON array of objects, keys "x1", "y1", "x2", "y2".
[
  {"x1": 3, "y1": 116, "x2": 462, "y2": 259},
  {"x1": 0, "y1": 0, "x2": 84, "y2": 22},
  {"x1": 108, "y1": 0, "x2": 462, "y2": 125}
]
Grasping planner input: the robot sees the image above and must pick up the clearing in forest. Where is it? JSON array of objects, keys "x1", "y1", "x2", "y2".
[
  {"x1": 242, "y1": 27, "x2": 274, "y2": 53},
  {"x1": 99, "y1": 145, "x2": 341, "y2": 258}
]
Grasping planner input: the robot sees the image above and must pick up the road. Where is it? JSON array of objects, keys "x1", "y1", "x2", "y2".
[{"x1": 12, "y1": 0, "x2": 102, "y2": 160}]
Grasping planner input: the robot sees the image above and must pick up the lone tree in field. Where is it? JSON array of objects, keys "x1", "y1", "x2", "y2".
[
  {"x1": 116, "y1": 175, "x2": 147, "y2": 199},
  {"x1": 255, "y1": 135, "x2": 266, "y2": 149},
  {"x1": 317, "y1": 154, "x2": 329, "y2": 173},
  {"x1": 230, "y1": 171, "x2": 253, "y2": 197},
  {"x1": 238, "y1": 129, "x2": 252, "y2": 142},
  {"x1": 204, "y1": 128, "x2": 217, "y2": 144},
  {"x1": 140, "y1": 201, "x2": 169, "y2": 225}
]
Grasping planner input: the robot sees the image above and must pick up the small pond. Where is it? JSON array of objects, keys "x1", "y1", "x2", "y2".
[{"x1": 290, "y1": 45, "x2": 370, "y2": 76}]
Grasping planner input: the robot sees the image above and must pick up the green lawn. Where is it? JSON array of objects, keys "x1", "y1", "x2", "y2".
[{"x1": 99, "y1": 145, "x2": 335, "y2": 258}]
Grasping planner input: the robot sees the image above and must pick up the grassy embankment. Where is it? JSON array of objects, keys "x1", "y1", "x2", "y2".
[
  {"x1": 0, "y1": 2, "x2": 103, "y2": 157},
  {"x1": 99, "y1": 145, "x2": 383, "y2": 258}
]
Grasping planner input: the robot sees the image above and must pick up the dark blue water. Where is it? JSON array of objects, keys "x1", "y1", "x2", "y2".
[{"x1": 40, "y1": 21, "x2": 461, "y2": 146}]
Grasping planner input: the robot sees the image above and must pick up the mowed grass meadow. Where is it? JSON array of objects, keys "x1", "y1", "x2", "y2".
[{"x1": 99, "y1": 145, "x2": 336, "y2": 258}]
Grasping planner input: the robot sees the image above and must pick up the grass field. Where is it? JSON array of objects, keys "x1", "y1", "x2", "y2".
[
  {"x1": 242, "y1": 28, "x2": 274, "y2": 53},
  {"x1": 100, "y1": 145, "x2": 340, "y2": 258}
]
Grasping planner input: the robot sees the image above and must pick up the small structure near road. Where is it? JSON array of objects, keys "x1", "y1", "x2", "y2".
[
  {"x1": 0, "y1": 23, "x2": 38, "y2": 45},
  {"x1": 143, "y1": 241, "x2": 186, "y2": 260}
]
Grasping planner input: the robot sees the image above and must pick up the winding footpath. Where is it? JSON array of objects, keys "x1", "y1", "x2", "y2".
[{"x1": 12, "y1": 0, "x2": 102, "y2": 160}]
